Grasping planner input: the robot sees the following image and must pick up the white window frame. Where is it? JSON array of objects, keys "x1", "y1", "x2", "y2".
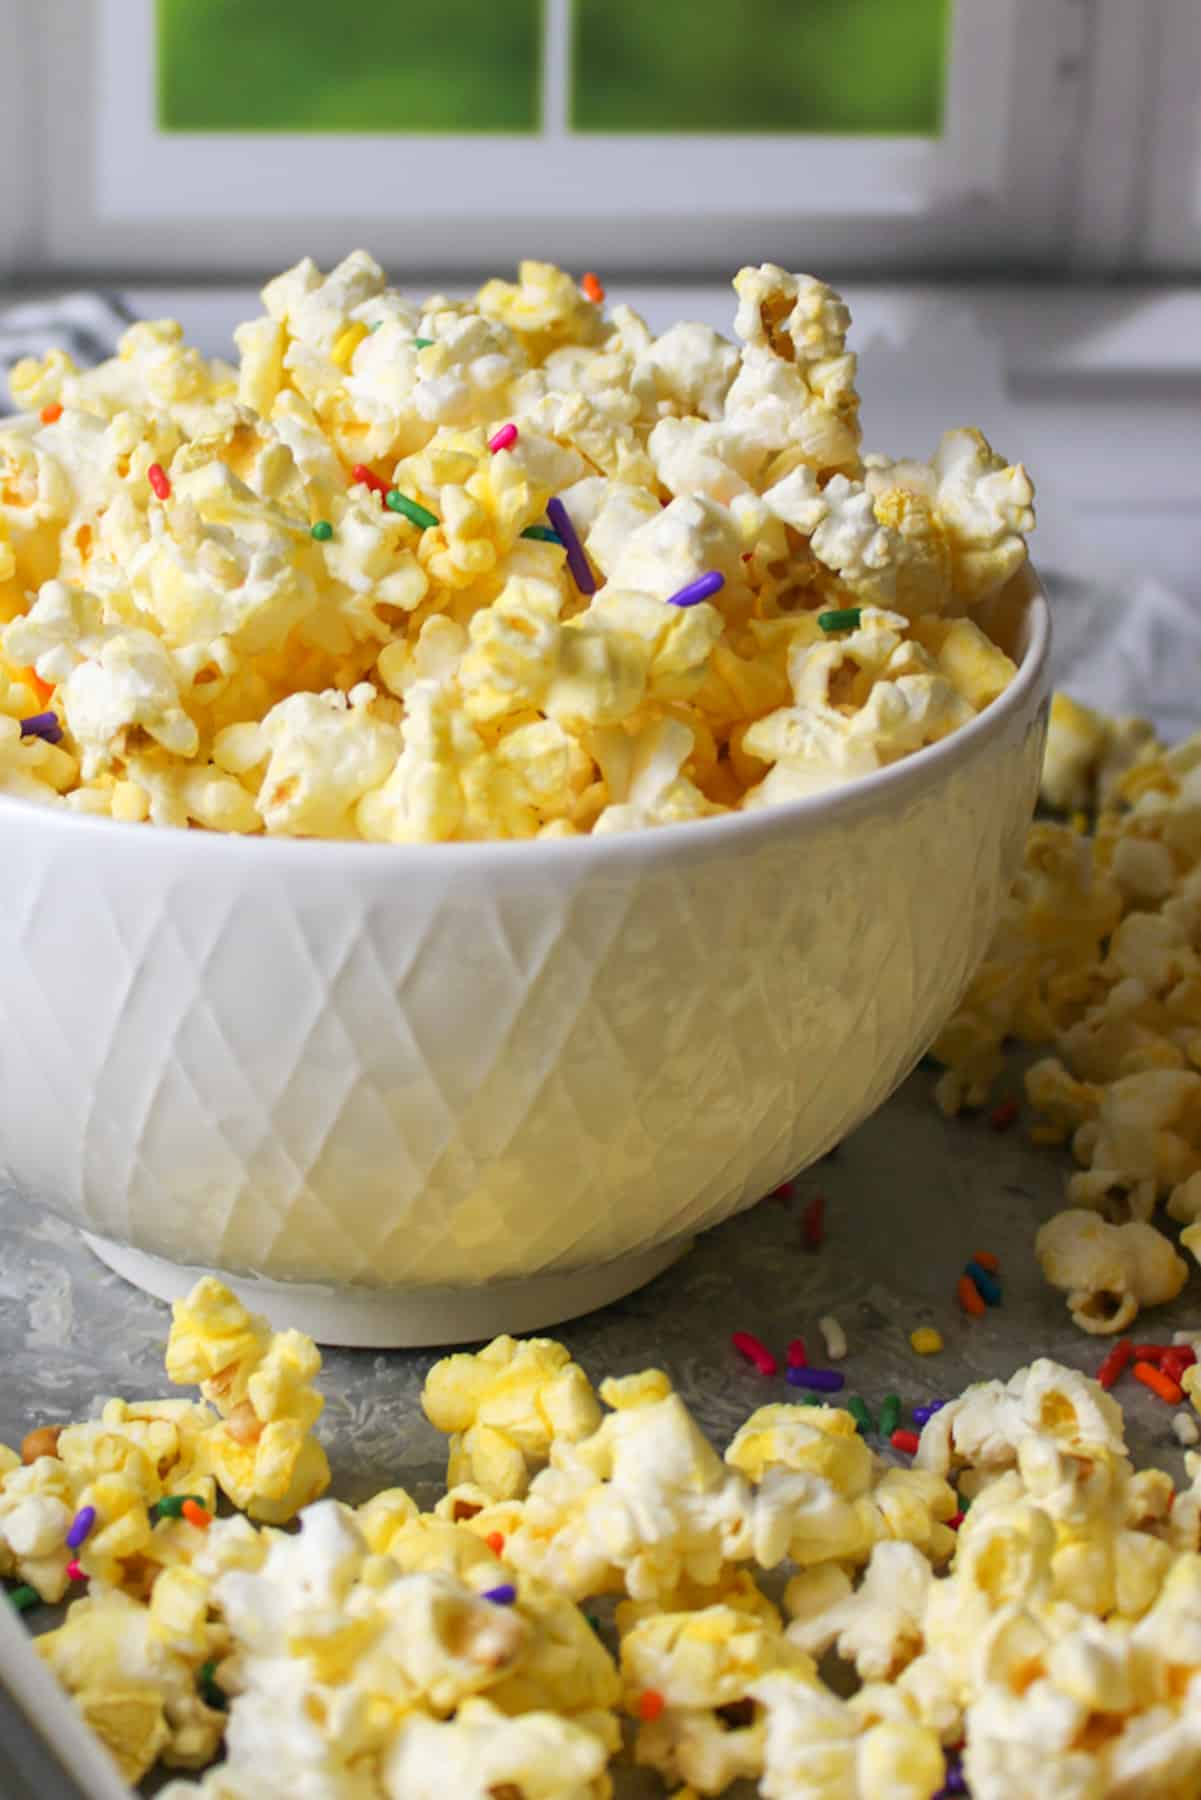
[{"x1": 14, "y1": 0, "x2": 1081, "y2": 278}]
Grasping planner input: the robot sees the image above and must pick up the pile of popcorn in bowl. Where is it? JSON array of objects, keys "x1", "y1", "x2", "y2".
[
  {"x1": 0, "y1": 253, "x2": 1035, "y2": 838},
  {"x1": 0, "y1": 254, "x2": 1050, "y2": 1337}
]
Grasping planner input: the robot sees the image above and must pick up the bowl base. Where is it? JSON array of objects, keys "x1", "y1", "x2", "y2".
[{"x1": 81, "y1": 1232, "x2": 694, "y2": 1348}]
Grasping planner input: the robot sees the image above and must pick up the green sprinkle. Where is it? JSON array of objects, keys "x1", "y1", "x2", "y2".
[
  {"x1": 198, "y1": 1662, "x2": 227, "y2": 1711},
  {"x1": 385, "y1": 491, "x2": 439, "y2": 531},
  {"x1": 368, "y1": 321, "x2": 382, "y2": 333},
  {"x1": 817, "y1": 608, "x2": 863, "y2": 633},
  {"x1": 520, "y1": 525, "x2": 564, "y2": 544},
  {"x1": 797, "y1": 1393, "x2": 822, "y2": 1407},
  {"x1": 413, "y1": 337, "x2": 434, "y2": 349},
  {"x1": 8, "y1": 1584, "x2": 39, "y2": 1613},
  {"x1": 310, "y1": 520, "x2": 333, "y2": 542},
  {"x1": 846, "y1": 1396, "x2": 875, "y2": 1435},
  {"x1": 879, "y1": 1394, "x2": 902, "y2": 1438},
  {"x1": 153, "y1": 1494, "x2": 207, "y2": 1520}
]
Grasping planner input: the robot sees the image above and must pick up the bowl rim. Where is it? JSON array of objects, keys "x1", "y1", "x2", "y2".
[{"x1": 0, "y1": 570, "x2": 1051, "y2": 869}]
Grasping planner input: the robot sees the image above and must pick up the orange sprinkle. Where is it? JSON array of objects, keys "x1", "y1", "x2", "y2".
[
  {"x1": 180, "y1": 1500, "x2": 212, "y2": 1531},
  {"x1": 1133, "y1": 1361, "x2": 1184, "y2": 1405},
  {"x1": 638, "y1": 1689, "x2": 665, "y2": 1722},
  {"x1": 971, "y1": 1250, "x2": 1000, "y2": 1273},
  {"x1": 485, "y1": 1531, "x2": 505, "y2": 1555},
  {"x1": 40, "y1": 402, "x2": 63, "y2": 425},
  {"x1": 581, "y1": 271, "x2": 605, "y2": 303},
  {"x1": 957, "y1": 1273, "x2": 986, "y2": 1317}
]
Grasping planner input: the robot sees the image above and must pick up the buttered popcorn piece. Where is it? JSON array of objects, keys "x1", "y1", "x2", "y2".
[
  {"x1": 621, "y1": 1604, "x2": 814, "y2": 1795},
  {"x1": 165, "y1": 1276, "x2": 330, "y2": 1521},
  {"x1": 1035, "y1": 1209, "x2": 1188, "y2": 1334},
  {"x1": 0, "y1": 252, "x2": 1032, "y2": 838},
  {"x1": 422, "y1": 1334, "x2": 602, "y2": 1501}
]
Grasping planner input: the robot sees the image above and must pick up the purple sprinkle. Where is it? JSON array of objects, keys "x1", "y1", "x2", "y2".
[
  {"x1": 546, "y1": 497, "x2": 596, "y2": 596},
  {"x1": 935, "y1": 1758, "x2": 968, "y2": 1797},
  {"x1": 19, "y1": 711, "x2": 63, "y2": 746},
  {"x1": 482, "y1": 1583, "x2": 517, "y2": 1605},
  {"x1": 912, "y1": 1399, "x2": 948, "y2": 1427},
  {"x1": 785, "y1": 1366, "x2": 844, "y2": 1394},
  {"x1": 66, "y1": 1505, "x2": 96, "y2": 1550},
  {"x1": 666, "y1": 570, "x2": 725, "y2": 609}
]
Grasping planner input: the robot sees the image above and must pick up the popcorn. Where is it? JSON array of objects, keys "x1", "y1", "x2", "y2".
[
  {"x1": 422, "y1": 1335, "x2": 602, "y2": 1501},
  {"x1": 37, "y1": 1586, "x2": 226, "y2": 1782},
  {"x1": 1, "y1": 252, "x2": 1033, "y2": 841},
  {"x1": 165, "y1": 1276, "x2": 330, "y2": 1522},
  {"x1": 620, "y1": 1605, "x2": 814, "y2": 1793},
  {"x1": 22, "y1": 1327, "x2": 1201, "y2": 1799},
  {"x1": 1035, "y1": 1209, "x2": 1188, "y2": 1334},
  {"x1": 754, "y1": 1671, "x2": 946, "y2": 1800}
]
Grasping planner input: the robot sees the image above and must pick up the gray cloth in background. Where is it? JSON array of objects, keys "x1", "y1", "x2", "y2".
[{"x1": 1, "y1": 294, "x2": 1195, "y2": 737}]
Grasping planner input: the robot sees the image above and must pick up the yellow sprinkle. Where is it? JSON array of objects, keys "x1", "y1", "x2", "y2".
[
  {"x1": 331, "y1": 323, "x2": 368, "y2": 370},
  {"x1": 910, "y1": 1327, "x2": 944, "y2": 1356}
]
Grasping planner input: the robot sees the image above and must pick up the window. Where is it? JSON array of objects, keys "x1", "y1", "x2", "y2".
[{"x1": 13, "y1": 0, "x2": 1191, "y2": 278}]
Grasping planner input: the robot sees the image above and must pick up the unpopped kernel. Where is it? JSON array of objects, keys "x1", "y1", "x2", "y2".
[
  {"x1": 1, "y1": 256, "x2": 1035, "y2": 840},
  {"x1": 12, "y1": 1298, "x2": 1201, "y2": 1797}
]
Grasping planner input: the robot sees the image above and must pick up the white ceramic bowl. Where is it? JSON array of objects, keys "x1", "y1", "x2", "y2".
[{"x1": 0, "y1": 572, "x2": 1049, "y2": 1345}]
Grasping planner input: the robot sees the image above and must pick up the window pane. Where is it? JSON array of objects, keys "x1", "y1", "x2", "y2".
[
  {"x1": 156, "y1": 0, "x2": 543, "y2": 133},
  {"x1": 572, "y1": 0, "x2": 950, "y2": 135}
]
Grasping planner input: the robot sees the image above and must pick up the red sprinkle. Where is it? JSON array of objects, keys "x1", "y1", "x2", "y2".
[
  {"x1": 1133, "y1": 1344, "x2": 1171, "y2": 1363},
  {"x1": 147, "y1": 463, "x2": 171, "y2": 500},
  {"x1": 66, "y1": 1560, "x2": 85, "y2": 1582},
  {"x1": 786, "y1": 1337, "x2": 807, "y2": 1369},
  {"x1": 350, "y1": 462, "x2": 389, "y2": 497},
  {"x1": 40, "y1": 402, "x2": 63, "y2": 425},
  {"x1": 768, "y1": 1181, "x2": 793, "y2": 1203},
  {"x1": 971, "y1": 1250, "x2": 1000, "y2": 1273},
  {"x1": 947, "y1": 1512, "x2": 965, "y2": 1530},
  {"x1": 488, "y1": 423, "x2": 518, "y2": 454},
  {"x1": 1096, "y1": 1338, "x2": 1135, "y2": 1390},
  {"x1": 181, "y1": 1500, "x2": 213, "y2": 1531},
  {"x1": 1133, "y1": 1361, "x2": 1183, "y2": 1405},
  {"x1": 891, "y1": 1429, "x2": 921, "y2": 1456},
  {"x1": 802, "y1": 1194, "x2": 825, "y2": 1250},
  {"x1": 1161, "y1": 1348, "x2": 1196, "y2": 1384},
  {"x1": 485, "y1": 1531, "x2": 505, "y2": 1555},
  {"x1": 638, "y1": 1689, "x2": 665, "y2": 1722},
  {"x1": 989, "y1": 1099, "x2": 1019, "y2": 1132},
  {"x1": 731, "y1": 1331, "x2": 778, "y2": 1376},
  {"x1": 581, "y1": 271, "x2": 605, "y2": 304}
]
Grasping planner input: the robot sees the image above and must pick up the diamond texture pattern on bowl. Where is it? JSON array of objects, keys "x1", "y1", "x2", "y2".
[{"x1": 0, "y1": 608, "x2": 1048, "y2": 1294}]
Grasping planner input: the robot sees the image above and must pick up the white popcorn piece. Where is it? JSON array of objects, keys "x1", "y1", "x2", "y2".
[{"x1": 1035, "y1": 1210, "x2": 1188, "y2": 1335}]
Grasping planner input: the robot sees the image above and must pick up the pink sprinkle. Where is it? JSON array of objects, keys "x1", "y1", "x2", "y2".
[
  {"x1": 488, "y1": 423, "x2": 518, "y2": 454},
  {"x1": 786, "y1": 1338, "x2": 807, "y2": 1369},
  {"x1": 66, "y1": 1560, "x2": 86, "y2": 1582},
  {"x1": 732, "y1": 1331, "x2": 778, "y2": 1376},
  {"x1": 147, "y1": 462, "x2": 171, "y2": 501}
]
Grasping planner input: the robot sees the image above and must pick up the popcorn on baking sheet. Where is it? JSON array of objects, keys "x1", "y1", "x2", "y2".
[
  {"x1": 17, "y1": 1325, "x2": 1201, "y2": 1798},
  {"x1": 1, "y1": 254, "x2": 1034, "y2": 841}
]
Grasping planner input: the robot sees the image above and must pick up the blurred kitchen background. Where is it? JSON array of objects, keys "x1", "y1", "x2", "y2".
[{"x1": 1, "y1": 0, "x2": 1198, "y2": 711}]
